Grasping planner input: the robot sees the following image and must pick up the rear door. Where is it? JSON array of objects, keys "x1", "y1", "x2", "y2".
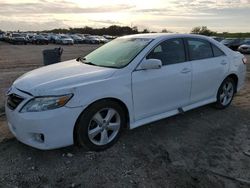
[{"x1": 186, "y1": 38, "x2": 229, "y2": 103}]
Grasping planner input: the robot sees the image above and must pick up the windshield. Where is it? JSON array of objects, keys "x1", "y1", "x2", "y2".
[{"x1": 83, "y1": 37, "x2": 152, "y2": 68}]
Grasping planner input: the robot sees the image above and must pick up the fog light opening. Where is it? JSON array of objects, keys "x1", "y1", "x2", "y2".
[{"x1": 34, "y1": 133, "x2": 45, "y2": 143}]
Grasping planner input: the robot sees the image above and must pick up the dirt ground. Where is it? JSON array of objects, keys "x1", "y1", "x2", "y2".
[{"x1": 0, "y1": 41, "x2": 250, "y2": 188}]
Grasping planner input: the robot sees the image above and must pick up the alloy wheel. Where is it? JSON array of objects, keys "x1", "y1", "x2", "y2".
[
  {"x1": 88, "y1": 108, "x2": 121, "y2": 146},
  {"x1": 219, "y1": 81, "x2": 234, "y2": 106}
]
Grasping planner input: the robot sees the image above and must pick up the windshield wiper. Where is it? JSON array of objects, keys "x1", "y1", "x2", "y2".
[
  {"x1": 76, "y1": 56, "x2": 86, "y2": 62},
  {"x1": 76, "y1": 57, "x2": 97, "y2": 66},
  {"x1": 76, "y1": 56, "x2": 118, "y2": 68}
]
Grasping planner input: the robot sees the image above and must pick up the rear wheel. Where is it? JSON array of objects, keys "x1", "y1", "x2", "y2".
[
  {"x1": 75, "y1": 100, "x2": 126, "y2": 151},
  {"x1": 214, "y1": 77, "x2": 235, "y2": 109}
]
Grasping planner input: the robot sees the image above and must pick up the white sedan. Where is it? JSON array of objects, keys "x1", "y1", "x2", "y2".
[
  {"x1": 5, "y1": 34, "x2": 247, "y2": 151},
  {"x1": 56, "y1": 35, "x2": 74, "y2": 45}
]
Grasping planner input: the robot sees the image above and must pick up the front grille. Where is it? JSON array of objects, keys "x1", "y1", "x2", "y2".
[{"x1": 7, "y1": 94, "x2": 24, "y2": 110}]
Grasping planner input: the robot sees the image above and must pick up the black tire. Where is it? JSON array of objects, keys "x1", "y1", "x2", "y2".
[
  {"x1": 75, "y1": 100, "x2": 126, "y2": 151},
  {"x1": 214, "y1": 77, "x2": 235, "y2": 109}
]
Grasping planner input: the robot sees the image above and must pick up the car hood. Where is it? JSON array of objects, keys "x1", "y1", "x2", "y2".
[{"x1": 13, "y1": 59, "x2": 116, "y2": 96}]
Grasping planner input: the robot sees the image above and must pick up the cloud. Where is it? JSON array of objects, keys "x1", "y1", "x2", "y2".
[
  {"x1": 0, "y1": 19, "x2": 69, "y2": 31},
  {"x1": 0, "y1": 0, "x2": 135, "y2": 15},
  {"x1": 136, "y1": 8, "x2": 170, "y2": 13},
  {"x1": 89, "y1": 19, "x2": 121, "y2": 25},
  {"x1": 169, "y1": 0, "x2": 250, "y2": 9},
  {"x1": 0, "y1": 0, "x2": 249, "y2": 32}
]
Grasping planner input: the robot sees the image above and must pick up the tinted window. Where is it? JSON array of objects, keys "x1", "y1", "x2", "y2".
[
  {"x1": 212, "y1": 44, "x2": 225, "y2": 57},
  {"x1": 147, "y1": 39, "x2": 186, "y2": 65},
  {"x1": 187, "y1": 38, "x2": 213, "y2": 60}
]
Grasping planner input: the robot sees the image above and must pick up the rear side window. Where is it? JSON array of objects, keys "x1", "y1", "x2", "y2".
[
  {"x1": 212, "y1": 44, "x2": 225, "y2": 57},
  {"x1": 147, "y1": 38, "x2": 186, "y2": 66},
  {"x1": 187, "y1": 38, "x2": 213, "y2": 60}
]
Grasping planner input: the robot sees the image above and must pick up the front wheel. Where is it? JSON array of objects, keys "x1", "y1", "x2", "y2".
[
  {"x1": 214, "y1": 77, "x2": 235, "y2": 109},
  {"x1": 75, "y1": 100, "x2": 126, "y2": 151}
]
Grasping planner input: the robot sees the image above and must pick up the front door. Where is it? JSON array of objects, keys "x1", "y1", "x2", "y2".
[{"x1": 132, "y1": 38, "x2": 192, "y2": 121}]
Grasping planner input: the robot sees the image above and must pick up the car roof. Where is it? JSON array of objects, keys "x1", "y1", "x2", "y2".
[{"x1": 121, "y1": 33, "x2": 216, "y2": 41}]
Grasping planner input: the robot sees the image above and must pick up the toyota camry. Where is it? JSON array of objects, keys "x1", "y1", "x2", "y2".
[{"x1": 5, "y1": 34, "x2": 247, "y2": 151}]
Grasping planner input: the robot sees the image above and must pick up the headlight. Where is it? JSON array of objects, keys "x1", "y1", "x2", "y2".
[{"x1": 20, "y1": 94, "x2": 73, "y2": 112}]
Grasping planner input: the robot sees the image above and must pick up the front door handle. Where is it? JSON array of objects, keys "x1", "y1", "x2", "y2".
[{"x1": 181, "y1": 68, "x2": 191, "y2": 73}]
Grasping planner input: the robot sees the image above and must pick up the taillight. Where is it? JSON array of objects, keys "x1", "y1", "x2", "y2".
[{"x1": 242, "y1": 57, "x2": 247, "y2": 64}]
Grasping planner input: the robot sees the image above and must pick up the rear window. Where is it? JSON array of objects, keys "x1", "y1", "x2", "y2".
[
  {"x1": 187, "y1": 38, "x2": 213, "y2": 61},
  {"x1": 212, "y1": 44, "x2": 225, "y2": 57}
]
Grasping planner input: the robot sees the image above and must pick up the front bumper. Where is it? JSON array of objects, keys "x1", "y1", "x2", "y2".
[{"x1": 5, "y1": 87, "x2": 83, "y2": 150}]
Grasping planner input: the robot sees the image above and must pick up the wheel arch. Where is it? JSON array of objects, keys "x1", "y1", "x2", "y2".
[
  {"x1": 225, "y1": 73, "x2": 238, "y2": 93},
  {"x1": 73, "y1": 97, "x2": 130, "y2": 145}
]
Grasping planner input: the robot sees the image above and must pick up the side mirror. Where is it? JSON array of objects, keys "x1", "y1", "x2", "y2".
[{"x1": 139, "y1": 59, "x2": 162, "y2": 70}]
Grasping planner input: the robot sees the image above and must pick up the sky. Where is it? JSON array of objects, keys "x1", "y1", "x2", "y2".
[{"x1": 0, "y1": 0, "x2": 250, "y2": 33}]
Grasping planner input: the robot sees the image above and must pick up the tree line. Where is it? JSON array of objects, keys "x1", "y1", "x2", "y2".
[
  {"x1": 43, "y1": 25, "x2": 139, "y2": 36},
  {"x1": 46, "y1": 25, "x2": 250, "y2": 38},
  {"x1": 1, "y1": 25, "x2": 250, "y2": 38},
  {"x1": 190, "y1": 26, "x2": 250, "y2": 38}
]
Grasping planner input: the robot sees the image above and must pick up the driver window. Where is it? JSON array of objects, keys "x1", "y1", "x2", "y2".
[{"x1": 146, "y1": 39, "x2": 186, "y2": 66}]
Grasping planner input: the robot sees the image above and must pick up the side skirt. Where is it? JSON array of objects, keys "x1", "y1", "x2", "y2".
[{"x1": 129, "y1": 97, "x2": 216, "y2": 130}]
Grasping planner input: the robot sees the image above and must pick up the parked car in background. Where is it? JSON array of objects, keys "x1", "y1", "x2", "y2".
[
  {"x1": 85, "y1": 35, "x2": 100, "y2": 44},
  {"x1": 25, "y1": 33, "x2": 36, "y2": 43},
  {"x1": 70, "y1": 34, "x2": 84, "y2": 44},
  {"x1": 50, "y1": 34, "x2": 59, "y2": 43},
  {"x1": 0, "y1": 32, "x2": 4, "y2": 41},
  {"x1": 96, "y1": 36, "x2": 109, "y2": 43},
  {"x1": 40, "y1": 33, "x2": 51, "y2": 41},
  {"x1": 238, "y1": 39, "x2": 250, "y2": 54},
  {"x1": 5, "y1": 34, "x2": 246, "y2": 151},
  {"x1": 3, "y1": 32, "x2": 11, "y2": 42},
  {"x1": 31, "y1": 35, "x2": 49, "y2": 45},
  {"x1": 9, "y1": 33, "x2": 27, "y2": 45},
  {"x1": 221, "y1": 38, "x2": 244, "y2": 50},
  {"x1": 103, "y1": 35, "x2": 116, "y2": 40},
  {"x1": 20, "y1": 33, "x2": 31, "y2": 42},
  {"x1": 56, "y1": 35, "x2": 74, "y2": 45}
]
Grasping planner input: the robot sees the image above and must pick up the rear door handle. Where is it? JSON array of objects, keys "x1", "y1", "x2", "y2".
[
  {"x1": 181, "y1": 68, "x2": 191, "y2": 73},
  {"x1": 220, "y1": 60, "x2": 227, "y2": 65}
]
